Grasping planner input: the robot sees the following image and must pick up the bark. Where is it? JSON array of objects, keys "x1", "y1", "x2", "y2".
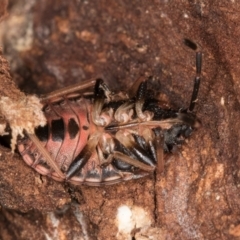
[{"x1": 1, "y1": 0, "x2": 240, "y2": 239}]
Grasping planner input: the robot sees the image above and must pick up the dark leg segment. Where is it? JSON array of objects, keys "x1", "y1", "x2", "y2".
[
  {"x1": 188, "y1": 52, "x2": 202, "y2": 112},
  {"x1": 135, "y1": 77, "x2": 153, "y2": 121},
  {"x1": 66, "y1": 135, "x2": 99, "y2": 179},
  {"x1": 135, "y1": 79, "x2": 147, "y2": 120},
  {"x1": 92, "y1": 79, "x2": 107, "y2": 126},
  {"x1": 196, "y1": 52, "x2": 202, "y2": 74},
  {"x1": 92, "y1": 79, "x2": 114, "y2": 126},
  {"x1": 132, "y1": 134, "x2": 147, "y2": 151},
  {"x1": 112, "y1": 151, "x2": 155, "y2": 172},
  {"x1": 114, "y1": 134, "x2": 156, "y2": 168}
]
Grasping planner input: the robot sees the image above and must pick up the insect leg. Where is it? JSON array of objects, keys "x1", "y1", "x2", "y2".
[
  {"x1": 97, "y1": 134, "x2": 115, "y2": 166},
  {"x1": 114, "y1": 102, "x2": 134, "y2": 123},
  {"x1": 97, "y1": 145, "x2": 113, "y2": 166},
  {"x1": 188, "y1": 52, "x2": 202, "y2": 112},
  {"x1": 92, "y1": 79, "x2": 113, "y2": 126},
  {"x1": 94, "y1": 78, "x2": 112, "y2": 100},
  {"x1": 115, "y1": 131, "x2": 156, "y2": 167},
  {"x1": 91, "y1": 79, "x2": 105, "y2": 126},
  {"x1": 128, "y1": 76, "x2": 146, "y2": 98},
  {"x1": 40, "y1": 78, "x2": 97, "y2": 103},
  {"x1": 97, "y1": 131, "x2": 155, "y2": 171},
  {"x1": 135, "y1": 77, "x2": 154, "y2": 121},
  {"x1": 132, "y1": 133, "x2": 148, "y2": 151},
  {"x1": 66, "y1": 134, "x2": 100, "y2": 179},
  {"x1": 112, "y1": 151, "x2": 155, "y2": 172},
  {"x1": 27, "y1": 133, "x2": 65, "y2": 179},
  {"x1": 139, "y1": 128, "x2": 157, "y2": 163}
]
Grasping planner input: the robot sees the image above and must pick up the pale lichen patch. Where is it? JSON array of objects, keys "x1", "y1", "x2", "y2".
[
  {"x1": 0, "y1": 95, "x2": 46, "y2": 151},
  {"x1": 116, "y1": 205, "x2": 152, "y2": 240}
]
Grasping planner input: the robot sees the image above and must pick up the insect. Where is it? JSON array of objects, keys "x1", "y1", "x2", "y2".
[{"x1": 17, "y1": 52, "x2": 202, "y2": 186}]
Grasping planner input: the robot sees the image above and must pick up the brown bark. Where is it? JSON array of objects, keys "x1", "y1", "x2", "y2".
[{"x1": 1, "y1": 0, "x2": 240, "y2": 239}]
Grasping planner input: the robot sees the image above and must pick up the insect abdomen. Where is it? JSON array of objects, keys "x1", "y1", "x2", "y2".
[{"x1": 18, "y1": 97, "x2": 90, "y2": 177}]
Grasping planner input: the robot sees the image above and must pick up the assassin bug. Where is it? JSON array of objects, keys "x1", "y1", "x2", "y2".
[{"x1": 17, "y1": 52, "x2": 202, "y2": 186}]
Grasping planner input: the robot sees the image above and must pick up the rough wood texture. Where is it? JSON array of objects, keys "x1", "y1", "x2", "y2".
[{"x1": 1, "y1": 0, "x2": 240, "y2": 239}]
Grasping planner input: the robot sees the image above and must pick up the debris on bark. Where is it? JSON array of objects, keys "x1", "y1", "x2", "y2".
[{"x1": 0, "y1": 95, "x2": 46, "y2": 151}]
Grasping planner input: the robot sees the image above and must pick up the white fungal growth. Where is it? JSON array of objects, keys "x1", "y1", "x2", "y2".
[
  {"x1": 220, "y1": 97, "x2": 225, "y2": 106},
  {"x1": 0, "y1": 95, "x2": 46, "y2": 151},
  {"x1": 116, "y1": 205, "x2": 152, "y2": 240},
  {"x1": 116, "y1": 205, "x2": 133, "y2": 236}
]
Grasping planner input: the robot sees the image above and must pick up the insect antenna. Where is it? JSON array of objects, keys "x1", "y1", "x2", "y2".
[{"x1": 188, "y1": 52, "x2": 202, "y2": 112}]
